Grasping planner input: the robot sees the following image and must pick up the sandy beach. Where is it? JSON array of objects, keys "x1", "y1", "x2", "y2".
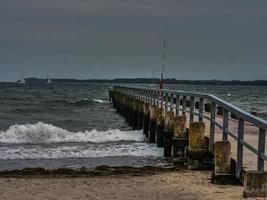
[{"x1": 0, "y1": 170, "x2": 262, "y2": 200}]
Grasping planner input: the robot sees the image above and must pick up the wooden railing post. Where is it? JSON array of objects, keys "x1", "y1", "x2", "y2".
[
  {"x1": 209, "y1": 102, "x2": 216, "y2": 151},
  {"x1": 223, "y1": 109, "x2": 229, "y2": 141},
  {"x1": 182, "y1": 96, "x2": 186, "y2": 115},
  {"x1": 190, "y1": 96, "x2": 194, "y2": 122},
  {"x1": 236, "y1": 118, "x2": 244, "y2": 178},
  {"x1": 176, "y1": 94, "x2": 180, "y2": 116},
  {"x1": 199, "y1": 98, "x2": 204, "y2": 122},
  {"x1": 170, "y1": 93, "x2": 174, "y2": 112},
  {"x1": 156, "y1": 91, "x2": 160, "y2": 106},
  {"x1": 165, "y1": 93, "x2": 169, "y2": 114},
  {"x1": 160, "y1": 91, "x2": 163, "y2": 107},
  {"x1": 257, "y1": 128, "x2": 266, "y2": 172}
]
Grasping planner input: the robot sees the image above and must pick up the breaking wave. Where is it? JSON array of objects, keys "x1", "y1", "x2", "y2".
[
  {"x1": 53, "y1": 98, "x2": 108, "y2": 106},
  {"x1": 0, "y1": 143, "x2": 163, "y2": 159},
  {"x1": 0, "y1": 122, "x2": 144, "y2": 144},
  {"x1": 92, "y1": 99, "x2": 109, "y2": 103}
]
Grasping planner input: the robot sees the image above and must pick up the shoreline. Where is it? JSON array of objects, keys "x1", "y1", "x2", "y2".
[
  {"x1": 0, "y1": 165, "x2": 177, "y2": 178},
  {"x1": 0, "y1": 169, "x2": 254, "y2": 200}
]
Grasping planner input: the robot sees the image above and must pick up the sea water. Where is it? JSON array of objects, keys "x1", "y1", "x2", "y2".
[{"x1": 0, "y1": 83, "x2": 266, "y2": 170}]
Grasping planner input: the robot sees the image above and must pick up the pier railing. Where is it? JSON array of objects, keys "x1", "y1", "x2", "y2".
[{"x1": 113, "y1": 85, "x2": 267, "y2": 177}]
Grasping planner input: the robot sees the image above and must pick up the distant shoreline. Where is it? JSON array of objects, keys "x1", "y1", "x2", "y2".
[{"x1": 7, "y1": 78, "x2": 267, "y2": 86}]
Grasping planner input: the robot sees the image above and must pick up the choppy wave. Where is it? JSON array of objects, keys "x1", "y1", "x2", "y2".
[
  {"x1": 92, "y1": 99, "x2": 109, "y2": 103},
  {"x1": 53, "y1": 98, "x2": 109, "y2": 106},
  {"x1": 0, "y1": 122, "x2": 144, "y2": 144}
]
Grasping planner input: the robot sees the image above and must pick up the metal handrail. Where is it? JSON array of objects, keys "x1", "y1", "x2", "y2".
[{"x1": 113, "y1": 85, "x2": 267, "y2": 177}]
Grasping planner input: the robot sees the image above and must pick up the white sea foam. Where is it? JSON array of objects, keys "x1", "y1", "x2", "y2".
[
  {"x1": 0, "y1": 122, "x2": 144, "y2": 144},
  {"x1": 92, "y1": 99, "x2": 109, "y2": 103},
  {"x1": 0, "y1": 143, "x2": 163, "y2": 159}
]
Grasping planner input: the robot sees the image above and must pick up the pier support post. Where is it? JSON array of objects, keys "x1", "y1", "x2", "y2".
[
  {"x1": 143, "y1": 103, "x2": 150, "y2": 137},
  {"x1": 156, "y1": 116, "x2": 165, "y2": 147},
  {"x1": 118, "y1": 93, "x2": 124, "y2": 114},
  {"x1": 211, "y1": 141, "x2": 237, "y2": 184},
  {"x1": 114, "y1": 92, "x2": 120, "y2": 113},
  {"x1": 131, "y1": 99, "x2": 139, "y2": 130},
  {"x1": 187, "y1": 122, "x2": 212, "y2": 170},
  {"x1": 127, "y1": 98, "x2": 133, "y2": 127},
  {"x1": 122, "y1": 96, "x2": 128, "y2": 120},
  {"x1": 172, "y1": 115, "x2": 188, "y2": 164},
  {"x1": 244, "y1": 171, "x2": 267, "y2": 198},
  {"x1": 163, "y1": 111, "x2": 174, "y2": 157},
  {"x1": 148, "y1": 105, "x2": 157, "y2": 143},
  {"x1": 155, "y1": 107, "x2": 164, "y2": 147},
  {"x1": 137, "y1": 101, "x2": 144, "y2": 130},
  {"x1": 163, "y1": 129, "x2": 174, "y2": 157},
  {"x1": 165, "y1": 111, "x2": 174, "y2": 130}
]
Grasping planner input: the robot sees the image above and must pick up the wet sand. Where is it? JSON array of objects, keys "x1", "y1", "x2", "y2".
[{"x1": 0, "y1": 170, "x2": 262, "y2": 200}]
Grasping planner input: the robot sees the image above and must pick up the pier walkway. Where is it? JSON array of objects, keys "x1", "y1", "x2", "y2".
[{"x1": 110, "y1": 85, "x2": 267, "y2": 198}]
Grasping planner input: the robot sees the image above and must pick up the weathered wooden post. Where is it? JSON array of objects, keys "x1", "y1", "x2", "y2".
[
  {"x1": 143, "y1": 102, "x2": 150, "y2": 137},
  {"x1": 244, "y1": 171, "x2": 267, "y2": 198},
  {"x1": 163, "y1": 111, "x2": 174, "y2": 157},
  {"x1": 187, "y1": 122, "x2": 212, "y2": 169},
  {"x1": 172, "y1": 115, "x2": 188, "y2": 164},
  {"x1": 211, "y1": 141, "x2": 237, "y2": 184}
]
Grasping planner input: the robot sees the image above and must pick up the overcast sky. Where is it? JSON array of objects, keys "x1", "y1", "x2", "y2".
[{"x1": 0, "y1": 0, "x2": 267, "y2": 81}]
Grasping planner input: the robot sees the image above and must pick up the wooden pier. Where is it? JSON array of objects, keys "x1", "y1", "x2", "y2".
[{"x1": 110, "y1": 86, "x2": 267, "y2": 198}]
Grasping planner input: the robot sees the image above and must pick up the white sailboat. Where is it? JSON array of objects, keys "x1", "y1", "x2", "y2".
[
  {"x1": 17, "y1": 73, "x2": 25, "y2": 84},
  {"x1": 47, "y1": 76, "x2": 52, "y2": 84}
]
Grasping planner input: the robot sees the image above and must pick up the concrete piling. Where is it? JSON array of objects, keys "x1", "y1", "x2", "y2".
[
  {"x1": 172, "y1": 115, "x2": 188, "y2": 163},
  {"x1": 156, "y1": 115, "x2": 165, "y2": 147},
  {"x1": 121, "y1": 95, "x2": 127, "y2": 119},
  {"x1": 244, "y1": 171, "x2": 267, "y2": 198},
  {"x1": 187, "y1": 122, "x2": 212, "y2": 170},
  {"x1": 131, "y1": 99, "x2": 139, "y2": 130},
  {"x1": 189, "y1": 122, "x2": 207, "y2": 150},
  {"x1": 211, "y1": 141, "x2": 237, "y2": 184},
  {"x1": 163, "y1": 129, "x2": 174, "y2": 157},
  {"x1": 143, "y1": 103, "x2": 150, "y2": 137},
  {"x1": 162, "y1": 111, "x2": 175, "y2": 157},
  {"x1": 127, "y1": 98, "x2": 133, "y2": 127},
  {"x1": 173, "y1": 115, "x2": 187, "y2": 138},
  {"x1": 165, "y1": 111, "x2": 174, "y2": 130},
  {"x1": 214, "y1": 141, "x2": 231, "y2": 174},
  {"x1": 155, "y1": 107, "x2": 164, "y2": 147},
  {"x1": 148, "y1": 105, "x2": 157, "y2": 143},
  {"x1": 137, "y1": 101, "x2": 144, "y2": 130}
]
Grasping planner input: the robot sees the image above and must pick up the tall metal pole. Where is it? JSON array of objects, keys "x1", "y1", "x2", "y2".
[{"x1": 160, "y1": 40, "x2": 166, "y2": 90}]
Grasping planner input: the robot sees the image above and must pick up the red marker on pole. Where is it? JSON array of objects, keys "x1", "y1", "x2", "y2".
[{"x1": 160, "y1": 72, "x2": 164, "y2": 89}]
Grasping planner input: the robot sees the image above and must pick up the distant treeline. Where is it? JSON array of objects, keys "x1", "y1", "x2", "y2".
[{"x1": 25, "y1": 78, "x2": 267, "y2": 86}]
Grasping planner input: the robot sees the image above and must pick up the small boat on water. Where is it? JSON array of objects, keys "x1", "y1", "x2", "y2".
[
  {"x1": 17, "y1": 73, "x2": 25, "y2": 84},
  {"x1": 47, "y1": 76, "x2": 52, "y2": 84}
]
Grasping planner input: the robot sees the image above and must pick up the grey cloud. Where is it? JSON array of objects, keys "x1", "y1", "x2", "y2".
[{"x1": 0, "y1": 0, "x2": 267, "y2": 81}]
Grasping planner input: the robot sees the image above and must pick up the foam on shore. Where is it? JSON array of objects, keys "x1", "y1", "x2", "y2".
[{"x1": 0, "y1": 122, "x2": 144, "y2": 144}]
